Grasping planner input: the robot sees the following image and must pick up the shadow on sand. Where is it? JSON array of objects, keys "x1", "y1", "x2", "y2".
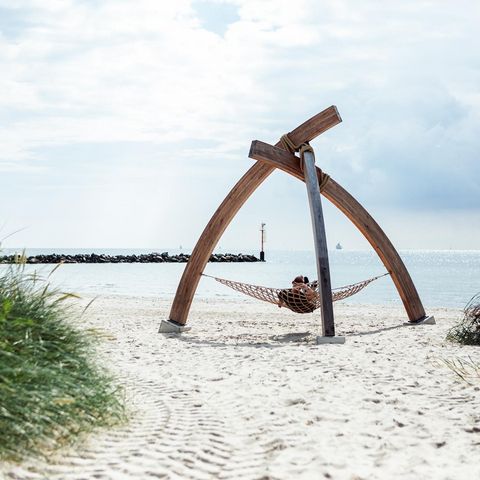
[{"x1": 169, "y1": 324, "x2": 406, "y2": 348}]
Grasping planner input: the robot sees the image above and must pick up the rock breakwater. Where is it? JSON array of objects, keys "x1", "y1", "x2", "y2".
[{"x1": 0, "y1": 252, "x2": 260, "y2": 264}]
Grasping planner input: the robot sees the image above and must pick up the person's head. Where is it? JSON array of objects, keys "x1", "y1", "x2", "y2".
[{"x1": 293, "y1": 275, "x2": 305, "y2": 284}]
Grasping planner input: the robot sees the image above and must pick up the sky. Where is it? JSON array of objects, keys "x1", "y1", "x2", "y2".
[{"x1": 1, "y1": 0, "x2": 479, "y2": 251}]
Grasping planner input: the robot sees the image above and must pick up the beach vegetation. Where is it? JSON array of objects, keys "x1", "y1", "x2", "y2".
[
  {"x1": 0, "y1": 263, "x2": 125, "y2": 461},
  {"x1": 447, "y1": 292, "x2": 480, "y2": 346},
  {"x1": 441, "y1": 357, "x2": 480, "y2": 385}
]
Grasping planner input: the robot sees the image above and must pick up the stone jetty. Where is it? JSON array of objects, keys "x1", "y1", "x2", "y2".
[{"x1": 0, "y1": 252, "x2": 260, "y2": 264}]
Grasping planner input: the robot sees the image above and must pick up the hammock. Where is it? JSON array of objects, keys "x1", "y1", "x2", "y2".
[{"x1": 202, "y1": 273, "x2": 389, "y2": 314}]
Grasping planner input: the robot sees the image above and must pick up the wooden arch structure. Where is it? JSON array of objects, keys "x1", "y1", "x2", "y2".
[{"x1": 163, "y1": 106, "x2": 433, "y2": 330}]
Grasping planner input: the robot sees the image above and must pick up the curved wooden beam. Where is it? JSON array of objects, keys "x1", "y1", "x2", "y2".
[
  {"x1": 325, "y1": 179, "x2": 425, "y2": 320},
  {"x1": 249, "y1": 140, "x2": 427, "y2": 322},
  {"x1": 168, "y1": 161, "x2": 274, "y2": 325},
  {"x1": 168, "y1": 106, "x2": 342, "y2": 326}
]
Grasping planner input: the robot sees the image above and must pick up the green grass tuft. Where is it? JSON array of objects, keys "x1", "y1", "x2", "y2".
[
  {"x1": 0, "y1": 264, "x2": 125, "y2": 461},
  {"x1": 447, "y1": 292, "x2": 480, "y2": 346}
]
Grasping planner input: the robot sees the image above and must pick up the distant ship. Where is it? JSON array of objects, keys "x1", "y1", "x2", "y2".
[{"x1": 335, "y1": 243, "x2": 343, "y2": 250}]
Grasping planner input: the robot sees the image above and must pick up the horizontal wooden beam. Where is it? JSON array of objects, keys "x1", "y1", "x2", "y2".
[
  {"x1": 249, "y1": 140, "x2": 302, "y2": 178},
  {"x1": 167, "y1": 106, "x2": 342, "y2": 326},
  {"x1": 286, "y1": 105, "x2": 342, "y2": 146},
  {"x1": 249, "y1": 140, "x2": 426, "y2": 322}
]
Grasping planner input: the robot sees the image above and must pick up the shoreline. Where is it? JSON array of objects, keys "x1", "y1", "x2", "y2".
[{"x1": 2, "y1": 296, "x2": 478, "y2": 479}]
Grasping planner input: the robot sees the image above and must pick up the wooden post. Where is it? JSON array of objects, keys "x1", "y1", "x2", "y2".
[{"x1": 302, "y1": 149, "x2": 335, "y2": 337}]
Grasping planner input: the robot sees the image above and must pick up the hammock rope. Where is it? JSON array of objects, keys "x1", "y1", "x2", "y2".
[{"x1": 202, "y1": 272, "x2": 389, "y2": 314}]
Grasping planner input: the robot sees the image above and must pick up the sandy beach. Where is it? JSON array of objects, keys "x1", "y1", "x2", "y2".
[{"x1": 2, "y1": 295, "x2": 479, "y2": 480}]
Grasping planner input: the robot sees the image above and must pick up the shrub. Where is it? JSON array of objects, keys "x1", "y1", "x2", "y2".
[{"x1": 447, "y1": 292, "x2": 480, "y2": 346}]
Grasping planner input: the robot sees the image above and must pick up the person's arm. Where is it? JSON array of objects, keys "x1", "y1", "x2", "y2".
[
  {"x1": 293, "y1": 282, "x2": 313, "y2": 298},
  {"x1": 304, "y1": 286, "x2": 317, "y2": 301}
]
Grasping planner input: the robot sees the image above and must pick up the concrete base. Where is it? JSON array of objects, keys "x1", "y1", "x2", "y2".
[
  {"x1": 316, "y1": 336, "x2": 346, "y2": 345},
  {"x1": 158, "y1": 320, "x2": 192, "y2": 334},
  {"x1": 404, "y1": 315, "x2": 436, "y2": 326}
]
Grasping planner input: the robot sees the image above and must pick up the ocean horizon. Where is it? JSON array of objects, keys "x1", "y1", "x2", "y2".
[{"x1": 1, "y1": 247, "x2": 478, "y2": 310}]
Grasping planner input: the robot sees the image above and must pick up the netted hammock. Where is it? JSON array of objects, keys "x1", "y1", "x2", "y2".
[{"x1": 202, "y1": 273, "x2": 389, "y2": 314}]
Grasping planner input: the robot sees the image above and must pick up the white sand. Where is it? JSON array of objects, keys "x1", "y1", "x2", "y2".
[{"x1": 2, "y1": 295, "x2": 479, "y2": 480}]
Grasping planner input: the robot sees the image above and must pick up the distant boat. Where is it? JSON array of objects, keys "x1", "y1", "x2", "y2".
[{"x1": 336, "y1": 243, "x2": 343, "y2": 250}]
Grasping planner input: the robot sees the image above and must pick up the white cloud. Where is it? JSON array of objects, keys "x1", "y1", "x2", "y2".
[{"x1": 0, "y1": 0, "x2": 479, "y2": 248}]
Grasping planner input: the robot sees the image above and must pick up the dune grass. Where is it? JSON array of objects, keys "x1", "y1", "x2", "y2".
[
  {"x1": 447, "y1": 292, "x2": 480, "y2": 346},
  {"x1": 0, "y1": 264, "x2": 125, "y2": 462},
  {"x1": 442, "y1": 293, "x2": 480, "y2": 385},
  {"x1": 441, "y1": 357, "x2": 480, "y2": 385}
]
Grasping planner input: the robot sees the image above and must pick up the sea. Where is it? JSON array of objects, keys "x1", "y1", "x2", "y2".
[{"x1": 0, "y1": 248, "x2": 479, "y2": 310}]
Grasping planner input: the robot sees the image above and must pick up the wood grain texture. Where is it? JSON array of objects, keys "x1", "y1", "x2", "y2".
[
  {"x1": 302, "y1": 149, "x2": 335, "y2": 336},
  {"x1": 249, "y1": 140, "x2": 427, "y2": 322},
  {"x1": 167, "y1": 106, "x2": 342, "y2": 326}
]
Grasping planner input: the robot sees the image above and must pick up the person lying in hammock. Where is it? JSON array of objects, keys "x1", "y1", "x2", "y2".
[{"x1": 278, "y1": 275, "x2": 318, "y2": 313}]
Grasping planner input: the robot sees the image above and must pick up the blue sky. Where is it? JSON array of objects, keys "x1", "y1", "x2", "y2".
[{"x1": 1, "y1": 0, "x2": 479, "y2": 250}]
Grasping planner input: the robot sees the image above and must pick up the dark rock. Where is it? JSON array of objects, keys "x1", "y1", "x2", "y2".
[{"x1": 0, "y1": 251, "x2": 260, "y2": 264}]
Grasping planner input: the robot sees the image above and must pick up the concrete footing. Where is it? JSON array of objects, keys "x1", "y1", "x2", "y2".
[
  {"x1": 316, "y1": 336, "x2": 346, "y2": 345},
  {"x1": 158, "y1": 320, "x2": 192, "y2": 333},
  {"x1": 404, "y1": 315, "x2": 436, "y2": 326}
]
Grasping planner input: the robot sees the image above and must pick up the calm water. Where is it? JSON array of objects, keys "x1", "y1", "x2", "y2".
[{"x1": 1, "y1": 248, "x2": 479, "y2": 309}]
